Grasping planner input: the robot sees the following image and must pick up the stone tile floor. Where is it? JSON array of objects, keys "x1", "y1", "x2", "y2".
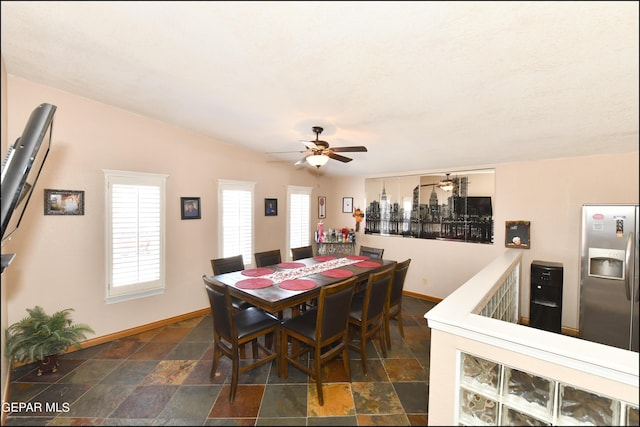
[{"x1": 4, "y1": 296, "x2": 437, "y2": 426}]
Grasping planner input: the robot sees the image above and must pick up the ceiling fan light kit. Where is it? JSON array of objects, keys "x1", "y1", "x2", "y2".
[
  {"x1": 306, "y1": 154, "x2": 330, "y2": 168},
  {"x1": 438, "y1": 173, "x2": 454, "y2": 192},
  {"x1": 440, "y1": 182, "x2": 454, "y2": 192}
]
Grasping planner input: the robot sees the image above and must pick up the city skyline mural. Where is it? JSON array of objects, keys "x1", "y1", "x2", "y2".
[{"x1": 364, "y1": 169, "x2": 495, "y2": 244}]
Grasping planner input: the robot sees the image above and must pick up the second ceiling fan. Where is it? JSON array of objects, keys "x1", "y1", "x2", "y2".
[{"x1": 295, "y1": 126, "x2": 368, "y2": 168}]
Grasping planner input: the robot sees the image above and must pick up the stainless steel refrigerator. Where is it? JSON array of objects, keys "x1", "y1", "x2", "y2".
[{"x1": 579, "y1": 204, "x2": 639, "y2": 352}]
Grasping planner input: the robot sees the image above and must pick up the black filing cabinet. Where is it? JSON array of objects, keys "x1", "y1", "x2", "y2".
[{"x1": 530, "y1": 260, "x2": 563, "y2": 333}]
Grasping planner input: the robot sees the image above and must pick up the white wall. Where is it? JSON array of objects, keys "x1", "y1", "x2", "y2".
[
  {"x1": 2, "y1": 76, "x2": 321, "y2": 340},
  {"x1": 328, "y1": 152, "x2": 639, "y2": 331},
  {"x1": 2, "y1": 74, "x2": 639, "y2": 363}
]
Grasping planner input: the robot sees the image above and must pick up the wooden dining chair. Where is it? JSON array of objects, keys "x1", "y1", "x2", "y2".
[
  {"x1": 290, "y1": 245, "x2": 318, "y2": 311},
  {"x1": 210, "y1": 255, "x2": 253, "y2": 311},
  {"x1": 290, "y1": 245, "x2": 314, "y2": 261},
  {"x1": 254, "y1": 249, "x2": 282, "y2": 267},
  {"x1": 359, "y1": 245, "x2": 384, "y2": 259},
  {"x1": 354, "y1": 246, "x2": 384, "y2": 294},
  {"x1": 280, "y1": 276, "x2": 357, "y2": 405},
  {"x1": 211, "y1": 254, "x2": 244, "y2": 275},
  {"x1": 202, "y1": 275, "x2": 279, "y2": 402},
  {"x1": 348, "y1": 263, "x2": 394, "y2": 375},
  {"x1": 255, "y1": 249, "x2": 298, "y2": 319},
  {"x1": 385, "y1": 258, "x2": 411, "y2": 349}
]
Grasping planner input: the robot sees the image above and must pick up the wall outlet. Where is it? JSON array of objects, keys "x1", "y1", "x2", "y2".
[{"x1": 422, "y1": 277, "x2": 427, "y2": 285}]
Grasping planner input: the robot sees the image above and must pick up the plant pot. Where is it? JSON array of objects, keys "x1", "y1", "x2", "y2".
[{"x1": 37, "y1": 354, "x2": 60, "y2": 376}]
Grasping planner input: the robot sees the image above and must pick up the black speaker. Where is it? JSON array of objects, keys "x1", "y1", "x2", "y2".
[{"x1": 530, "y1": 260, "x2": 563, "y2": 333}]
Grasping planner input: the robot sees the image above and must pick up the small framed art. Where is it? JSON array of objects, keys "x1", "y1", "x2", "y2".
[
  {"x1": 44, "y1": 189, "x2": 84, "y2": 215},
  {"x1": 505, "y1": 220, "x2": 530, "y2": 248},
  {"x1": 265, "y1": 198, "x2": 278, "y2": 216},
  {"x1": 181, "y1": 197, "x2": 201, "y2": 219},
  {"x1": 342, "y1": 197, "x2": 353, "y2": 213},
  {"x1": 318, "y1": 196, "x2": 326, "y2": 219}
]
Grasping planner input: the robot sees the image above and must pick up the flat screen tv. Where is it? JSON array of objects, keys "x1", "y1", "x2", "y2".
[
  {"x1": 454, "y1": 196, "x2": 493, "y2": 217},
  {"x1": 1, "y1": 103, "x2": 57, "y2": 270}
]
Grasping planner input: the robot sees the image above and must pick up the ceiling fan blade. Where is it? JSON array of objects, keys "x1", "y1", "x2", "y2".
[
  {"x1": 330, "y1": 146, "x2": 368, "y2": 153},
  {"x1": 294, "y1": 156, "x2": 308, "y2": 166},
  {"x1": 327, "y1": 152, "x2": 353, "y2": 163},
  {"x1": 300, "y1": 140, "x2": 318, "y2": 150}
]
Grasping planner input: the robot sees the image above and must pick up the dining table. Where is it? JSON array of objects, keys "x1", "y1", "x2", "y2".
[{"x1": 206, "y1": 254, "x2": 397, "y2": 317}]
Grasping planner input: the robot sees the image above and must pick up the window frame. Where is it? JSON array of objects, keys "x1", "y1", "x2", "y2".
[
  {"x1": 217, "y1": 179, "x2": 256, "y2": 268},
  {"x1": 287, "y1": 185, "x2": 312, "y2": 261},
  {"x1": 104, "y1": 169, "x2": 168, "y2": 304}
]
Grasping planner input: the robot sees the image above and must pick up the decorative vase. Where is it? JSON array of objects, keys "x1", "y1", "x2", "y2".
[{"x1": 37, "y1": 354, "x2": 60, "y2": 376}]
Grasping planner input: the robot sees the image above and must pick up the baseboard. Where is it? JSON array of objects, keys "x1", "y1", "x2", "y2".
[
  {"x1": 404, "y1": 290, "x2": 442, "y2": 304},
  {"x1": 9, "y1": 307, "x2": 211, "y2": 369}
]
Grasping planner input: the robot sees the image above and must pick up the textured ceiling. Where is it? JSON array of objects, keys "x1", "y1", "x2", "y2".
[{"x1": 1, "y1": 1, "x2": 638, "y2": 177}]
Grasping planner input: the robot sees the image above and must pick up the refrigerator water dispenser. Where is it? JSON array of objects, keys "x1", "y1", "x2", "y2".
[{"x1": 588, "y1": 248, "x2": 625, "y2": 280}]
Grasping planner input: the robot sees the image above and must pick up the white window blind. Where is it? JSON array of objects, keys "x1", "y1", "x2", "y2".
[
  {"x1": 218, "y1": 180, "x2": 255, "y2": 267},
  {"x1": 287, "y1": 186, "x2": 312, "y2": 259},
  {"x1": 104, "y1": 170, "x2": 167, "y2": 303}
]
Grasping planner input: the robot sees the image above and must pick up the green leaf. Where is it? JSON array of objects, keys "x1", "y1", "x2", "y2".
[{"x1": 4, "y1": 306, "x2": 94, "y2": 363}]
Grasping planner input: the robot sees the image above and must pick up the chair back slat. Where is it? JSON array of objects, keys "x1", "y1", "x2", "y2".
[
  {"x1": 359, "y1": 246, "x2": 384, "y2": 259},
  {"x1": 211, "y1": 254, "x2": 245, "y2": 275},
  {"x1": 291, "y1": 245, "x2": 314, "y2": 260},
  {"x1": 254, "y1": 249, "x2": 282, "y2": 267}
]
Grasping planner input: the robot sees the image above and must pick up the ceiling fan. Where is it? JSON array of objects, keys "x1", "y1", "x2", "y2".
[
  {"x1": 437, "y1": 173, "x2": 455, "y2": 192},
  {"x1": 293, "y1": 126, "x2": 368, "y2": 168}
]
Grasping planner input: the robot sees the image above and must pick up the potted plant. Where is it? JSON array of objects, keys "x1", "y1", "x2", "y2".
[{"x1": 5, "y1": 306, "x2": 94, "y2": 375}]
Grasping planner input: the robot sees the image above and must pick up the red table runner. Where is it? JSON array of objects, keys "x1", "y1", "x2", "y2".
[
  {"x1": 322, "y1": 269, "x2": 354, "y2": 278},
  {"x1": 354, "y1": 261, "x2": 380, "y2": 268},
  {"x1": 279, "y1": 279, "x2": 317, "y2": 291},
  {"x1": 241, "y1": 267, "x2": 275, "y2": 277},
  {"x1": 235, "y1": 278, "x2": 273, "y2": 289},
  {"x1": 276, "y1": 262, "x2": 306, "y2": 269}
]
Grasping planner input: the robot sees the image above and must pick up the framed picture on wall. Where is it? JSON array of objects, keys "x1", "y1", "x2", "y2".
[
  {"x1": 44, "y1": 189, "x2": 85, "y2": 215},
  {"x1": 342, "y1": 197, "x2": 353, "y2": 213},
  {"x1": 318, "y1": 196, "x2": 326, "y2": 219},
  {"x1": 505, "y1": 220, "x2": 530, "y2": 248},
  {"x1": 265, "y1": 198, "x2": 278, "y2": 216},
  {"x1": 181, "y1": 197, "x2": 201, "y2": 219}
]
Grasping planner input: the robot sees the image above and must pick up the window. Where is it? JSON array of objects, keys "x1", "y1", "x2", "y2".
[
  {"x1": 287, "y1": 186, "x2": 312, "y2": 259},
  {"x1": 218, "y1": 179, "x2": 255, "y2": 267},
  {"x1": 104, "y1": 170, "x2": 168, "y2": 303}
]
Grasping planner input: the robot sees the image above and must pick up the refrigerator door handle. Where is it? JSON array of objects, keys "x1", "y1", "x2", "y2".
[{"x1": 624, "y1": 232, "x2": 633, "y2": 301}]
